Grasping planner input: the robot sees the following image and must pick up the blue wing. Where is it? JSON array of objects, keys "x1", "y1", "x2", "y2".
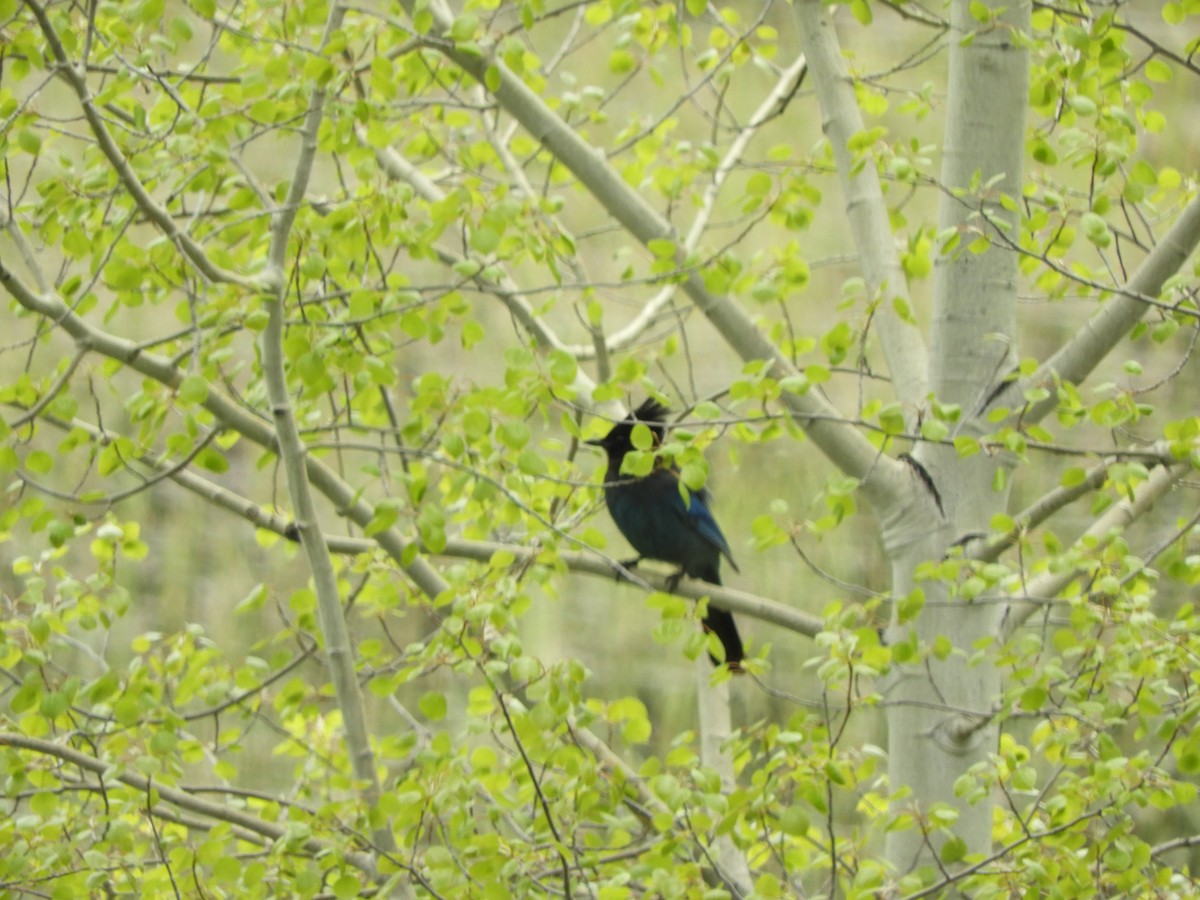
[
  {"x1": 654, "y1": 468, "x2": 739, "y2": 572},
  {"x1": 686, "y1": 489, "x2": 737, "y2": 569}
]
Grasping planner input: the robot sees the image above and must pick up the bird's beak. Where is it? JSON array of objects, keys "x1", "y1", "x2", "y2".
[{"x1": 584, "y1": 437, "x2": 604, "y2": 447}]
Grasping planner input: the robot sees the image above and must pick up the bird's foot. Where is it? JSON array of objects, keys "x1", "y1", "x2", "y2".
[
  {"x1": 665, "y1": 570, "x2": 685, "y2": 593},
  {"x1": 614, "y1": 556, "x2": 642, "y2": 581}
]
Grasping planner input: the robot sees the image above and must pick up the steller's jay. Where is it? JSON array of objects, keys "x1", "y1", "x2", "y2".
[{"x1": 587, "y1": 398, "x2": 745, "y2": 668}]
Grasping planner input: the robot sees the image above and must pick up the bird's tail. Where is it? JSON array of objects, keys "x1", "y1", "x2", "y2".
[{"x1": 703, "y1": 606, "x2": 745, "y2": 671}]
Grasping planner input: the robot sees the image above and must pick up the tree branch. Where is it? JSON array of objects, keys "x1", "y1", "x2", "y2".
[
  {"x1": 0, "y1": 732, "x2": 382, "y2": 878},
  {"x1": 398, "y1": 0, "x2": 909, "y2": 514},
  {"x1": 793, "y1": 0, "x2": 930, "y2": 415},
  {"x1": 565, "y1": 50, "x2": 811, "y2": 361},
  {"x1": 0, "y1": 245, "x2": 452, "y2": 599},
  {"x1": 991, "y1": 194, "x2": 1200, "y2": 425},
  {"x1": 967, "y1": 454, "x2": 1134, "y2": 563},
  {"x1": 999, "y1": 459, "x2": 1189, "y2": 641},
  {"x1": 369, "y1": 140, "x2": 601, "y2": 401},
  {"x1": 257, "y1": 2, "x2": 406, "y2": 872},
  {"x1": 22, "y1": 0, "x2": 262, "y2": 292},
  {"x1": 17, "y1": 405, "x2": 825, "y2": 640}
]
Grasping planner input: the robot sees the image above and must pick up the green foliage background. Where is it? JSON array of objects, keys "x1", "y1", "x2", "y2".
[{"x1": 1, "y1": 0, "x2": 1199, "y2": 896}]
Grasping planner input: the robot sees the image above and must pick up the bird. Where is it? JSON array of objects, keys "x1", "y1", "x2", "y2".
[{"x1": 586, "y1": 398, "x2": 745, "y2": 669}]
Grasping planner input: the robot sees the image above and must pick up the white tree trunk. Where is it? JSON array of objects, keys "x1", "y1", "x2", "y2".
[
  {"x1": 697, "y1": 663, "x2": 754, "y2": 895},
  {"x1": 887, "y1": 0, "x2": 1030, "y2": 871}
]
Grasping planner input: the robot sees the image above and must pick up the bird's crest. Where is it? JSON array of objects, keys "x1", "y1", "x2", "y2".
[
  {"x1": 630, "y1": 397, "x2": 669, "y2": 425},
  {"x1": 588, "y1": 397, "x2": 671, "y2": 454},
  {"x1": 628, "y1": 397, "x2": 670, "y2": 446}
]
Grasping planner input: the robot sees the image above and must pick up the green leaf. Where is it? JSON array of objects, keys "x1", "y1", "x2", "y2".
[
  {"x1": 548, "y1": 349, "x2": 577, "y2": 385},
  {"x1": 777, "y1": 806, "x2": 810, "y2": 836},
  {"x1": 630, "y1": 423, "x2": 655, "y2": 451},
  {"x1": 169, "y1": 15, "x2": 193, "y2": 41},
  {"x1": 878, "y1": 404, "x2": 906, "y2": 435},
  {"x1": 622, "y1": 714, "x2": 651, "y2": 744},
  {"x1": 30, "y1": 788, "x2": 57, "y2": 818},
  {"x1": 235, "y1": 583, "x2": 269, "y2": 615},
  {"x1": 517, "y1": 450, "x2": 548, "y2": 476},
  {"x1": 449, "y1": 12, "x2": 478, "y2": 42},
  {"x1": 470, "y1": 227, "x2": 500, "y2": 254},
  {"x1": 1145, "y1": 58, "x2": 1173, "y2": 83},
  {"x1": 103, "y1": 258, "x2": 144, "y2": 291},
  {"x1": 418, "y1": 505, "x2": 447, "y2": 553},
  {"x1": 25, "y1": 450, "x2": 54, "y2": 474},
  {"x1": 1020, "y1": 685, "x2": 1047, "y2": 711},
  {"x1": 1069, "y1": 95, "x2": 1096, "y2": 116},
  {"x1": 920, "y1": 419, "x2": 948, "y2": 442},
  {"x1": 499, "y1": 421, "x2": 530, "y2": 449},
  {"x1": 647, "y1": 238, "x2": 677, "y2": 258},
  {"x1": 177, "y1": 374, "x2": 209, "y2": 406},
  {"x1": 680, "y1": 462, "x2": 707, "y2": 491},
  {"x1": 114, "y1": 695, "x2": 142, "y2": 726},
  {"x1": 745, "y1": 172, "x2": 773, "y2": 197},
  {"x1": 10, "y1": 679, "x2": 42, "y2": 714},
  {"x1": 1080, "y1": 211, "x2": 1110, "y2": 246},
  {"x1": 460, "y1": 319, "x2": 485, "y2": 349},
  {"x1": 932, "y1": 634, "x2": 953, "y2": 660},
  {"x1": 609, "y1": 48, "x2": 635, "y2": 74},
  {"x1": 967, "y1": 0, "x2": 990, "y2": 21},
  {"x1": 1060, "y1": 467, "x2": 1087, "y2": 487},
  {"x1": 1152, "y1": 318, "x2": 1179, "y2": 343},
  {"x1": 897, "y1": 589, "x2": 924, "y2": 623},
  {"x1": 365, "y1": 503, "x2": 400, "y2": 536},
  {"x1": 137, "y1": 0, "x2": 164, "y2": 24},
  {"x1": 1012, "y1": 766, "x2": 1037, "y2": 791},
  {"x1": 196, "y1": 447, "x2": 229, "y2": 473},
  {"x1": 462, "y1": 409, "x2": 491, "y2": 439},
  {"x1": 419, "y1": 691, "x2": 447, "y2": 721},
  {"x1": 940, "y1": 835, "x2": 967, "y2": 864},
  {"x1": 17, "y1": 129, "x2": 41, "y2": 154},
  {"x1": 849, "y1": 0, "x2": 872, "y2": 24}
]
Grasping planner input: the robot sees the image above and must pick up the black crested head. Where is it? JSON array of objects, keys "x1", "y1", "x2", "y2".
[
  {"x1": 631, "y1": 397, "x2": 669, "y2": 426},
  {"x1": 586, "y1": 398, "x2": 670, "y2": 458}
]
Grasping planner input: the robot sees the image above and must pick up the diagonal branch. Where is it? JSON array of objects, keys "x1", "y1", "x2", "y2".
[
  {"x1": 793, "y1": 0, "x2": 930, "y2": 414},
  {"x1": 968, "y1": 454, "x2": 1136, "y2": 563},
  {"x1": 371, "y1": 142, "x2": 602, "y2": 403},
  {"x1": 0, "y1": 732, "x2": 383, "y2": 878},
  {"x1": 396, "y1": 0, "x2": 910, "y2": 513},
  {"x1": 999, "y1": 459, "x2": 1189, "y2": 641},
  {"x1": 0, "y1": 242, "x2": 450, "y2": 603},
  {"x1": 22, "y1": 0, "x2": 261, "y2": 292},
  {"x1": 989, "y1": 194, "x2": 1200, "y2": 426},
  {"x1": 16, "y1": 406, "x2": 825, "y2": 641},
  {"x1": 565, "y1": 50, "x2": 811, "y2": 360}
]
